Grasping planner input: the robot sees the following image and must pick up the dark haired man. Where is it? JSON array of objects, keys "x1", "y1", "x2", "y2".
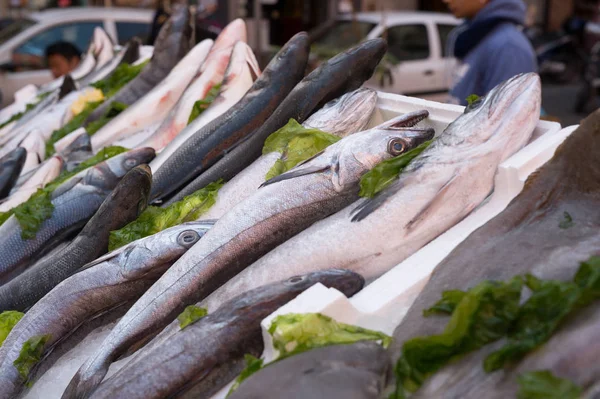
[{"x1": 45, "y1": 41, "x2": 81, "y2": 79}]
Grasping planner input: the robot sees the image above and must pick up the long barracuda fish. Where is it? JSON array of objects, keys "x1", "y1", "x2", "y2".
[
  {"x1": 87, "y1": 270, "x2": 365, "y2": 399},
  {"x1": 0, "y1": 165, "x2": 152, "y2": 313},
  {"x1": 65, "y1": 111, "x2": 433, "y2": 398},
  {"x1": 143, "y1": 38, "x2": 259, "y2": 152},
  {"x1": 90, "y1": 39, "x2": 214, "y2": 150},
  {"x1": 0, "y1": 148, "x2": 155, "y2": 285},
  {"x1": 0, "y1": 221, "x2": 213, "y2": 398},
  {"x1": 193, "y1": 88, "x2": 378, "y2": 218},
  {"x1": 199, "y1": 73, "x2": 542, "y2": 316},
  {"x1": 0, "y1": 147, "x2": 26, "y2": 200},
  {"x1": 83, "y1": 3, "x2": 194, "y2": 126},
  {"x1": 149, "y1": 32, "x2": 310, "y2": 200},
  {"x1": 162, "y1": 38, "x2": 387, "y2": 203}
]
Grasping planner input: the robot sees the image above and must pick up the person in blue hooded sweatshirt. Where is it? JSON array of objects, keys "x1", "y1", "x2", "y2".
[{"x1": 443, "y1": 0, "x2": 537, "y2": 106}]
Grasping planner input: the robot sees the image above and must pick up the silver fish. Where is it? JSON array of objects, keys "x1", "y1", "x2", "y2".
[
  {"x1": 0, "y1": 220, "x2": 213, "y2": 398},
  {"x1": 0, "y1": 147, "x2": 26, "y2": 200},
  {"x1": 65, "y1": 111, "x2": 433, "y2": 398},
  {"x1": 199, "y1": 73, "x2": 542, "y2": 317},
  {"x1": 87, "y1": 270, "x2": 365, "y2": 399}
]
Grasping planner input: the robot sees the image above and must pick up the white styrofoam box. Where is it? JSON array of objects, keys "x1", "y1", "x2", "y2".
[{"x1": 210, "y1": 93, "x2": 566, "y2": 399}]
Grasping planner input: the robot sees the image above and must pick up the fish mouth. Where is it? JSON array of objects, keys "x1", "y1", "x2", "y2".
[
  {"x1": 383, "y1": 110, "x2": 429, "y2": 130},
  {"x1": 488, "y1": 73, "x2": 541, "y2": 118}
]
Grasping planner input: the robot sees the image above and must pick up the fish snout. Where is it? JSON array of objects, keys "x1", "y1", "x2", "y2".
[{"x1": 310, "y1": 269, "x2": 365, "y2": 297}]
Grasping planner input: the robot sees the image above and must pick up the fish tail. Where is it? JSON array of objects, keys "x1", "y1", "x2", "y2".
[{"x1": 62, "y1": 362, "x2": 109, "y2": 399}]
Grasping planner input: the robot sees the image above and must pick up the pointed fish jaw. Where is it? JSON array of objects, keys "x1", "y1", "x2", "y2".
[{"x1": 203, "y1": 19, "x2": 247, "y2": 67}]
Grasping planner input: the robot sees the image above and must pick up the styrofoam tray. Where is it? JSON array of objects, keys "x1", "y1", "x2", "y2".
[{"x1": 210, "y1": 92, "x2": 566, "y2": 399}]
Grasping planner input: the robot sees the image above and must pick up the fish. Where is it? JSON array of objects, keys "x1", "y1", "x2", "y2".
[
  {"x1": 65, "y1": 111, "x2": 433, "y2": 398},
  {"x1": 386, "y1": 109, "x2": 600, "y2": 399},
  {"x1": 174, "y1": 88, "x2": 378, "y2": 215},
  {"x1": 143, "y1": 20, "x2": 255, "y2": 152},
  {"x1": 89, "y1": 39, "x2": 214, "y2": 150},
  {"x1": 0, "y1": 147, "x2": 155, "y2": 285},
  {"x1": 198, "y1": 73, "x2": 542, "y2": 317},
  {"x1": 54, "y1": 128, "x2": 89, "y2": 156},
  {"x1": 19, "y1": 129, "x2": 45, "y2": 174},
  {"x1": 85, "y1": 270, "x2": 365, "y2": 399},
  {"x1": 83, "y1": 4, "x2": 194, "y2": 126},
  {"x1": 0, "y1": 147, "x2": 26, "y2": 200},
  {"x1": 227, "y1": 342, "x2": 391, "y2": 399},
  {"x1": 79, "y1": 38, "x2": 141, "y2": 88},
  {"x1": 0, "y1": 220, "x2": 214, "y2": 399},
  {"x1": 148, "y1": 32, "x2": 310, "y2": 201},
  {"x1": 0, "y1": 164, "x2": 152, "y2": 313},
  {"x1": 0, "y1": 156, "x2": 63, "y2": 212},
  {"x1": 162, "y1": 38, "x2": 387, "y2": 204}
]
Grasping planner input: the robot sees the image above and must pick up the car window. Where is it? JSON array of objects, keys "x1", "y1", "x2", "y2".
[
  {"x1": 312, "y1": 20, "x2": 376, "y2": 51},
  {"x1": 437, "y1": 24, "x2": 457, "y2": 57},
  {"x1": 0, "y1": 18, "x2": 36, "y2": 46},
  {"x1": 14, "y1": 21, "x2": 103, "y2": 58},
  {"x1": 384, "y1": 24, "x2": 430, "y2": 61},
  {"x1": 116, "y1": 22, "x2": 149, "y2": 45}
]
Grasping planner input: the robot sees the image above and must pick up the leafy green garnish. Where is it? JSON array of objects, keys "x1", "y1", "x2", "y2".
[
  {"x1": 559, "y1": 211, "x2": 574, "y2": 229},
  {"x1": 0, "y1": 146, "x2": 128, "y2": 239},
  {"x1": 0, "y1": 311, "x2": 24, "y2": 345},
  {"x1": 269, "y1": 313, "x2": 391, "y2": 358},
  {"x1": 359, "y1": 140, "x2": 432, "y2": 198},
  {"x1": 86, "y1": 102, "x2": 128, "y2": 135},
  {"x1": 466, "y1": 94, "x2": 480, "y2": 106},
  {"x1": 45, "y1": 100, "x2": 103, "y2": 158},
  {"x1": 517, "y1": 370, "x2": 582, "y2": 399},
  {"x1": 0, "y1": 101, "x2": 38, "y2": 129},
  {"x1": 229, "y1": 313, "x2": 391, "y2": 396},
  {"x1": 263, "y1": 119, "x2": 340, "y2": 181},
  {"x1": 423, "y1": 290, "x2": 466, "y2": 317},
  {"x1": 188, "y1": 82, "x2": 221, "y2": 125},
  {"x1": 13, "y1": 334, "x2": 51, "y2": 381},
  {"x1": 177, "y1": 305, "x2": 208, "y2": 329},
  {"x1": 227, "y1": 354, "x2": 264, "y2": 396},
  {"x1": 393, "y1": 277, "x2": 523, "y2": 398},
  {"x1": 108, "y1": 180, "x2": 224, "y2": 251},
  {"x1": 91, "y1": 60, "x2": 149, "y2": 98}
]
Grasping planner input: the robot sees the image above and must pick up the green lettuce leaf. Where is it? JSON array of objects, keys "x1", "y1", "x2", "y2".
[
  {"x1": 517, "y1": 370, "x2": 582, "y2": 399},
  {"x1": 263, "y1": 119, "x2": 340, "y2": 181},
  {"x1": 466, "y1": 94, "x2": 480, "y2": 106},
  {"x1": 393, "y1": 277, "x2": 523, "y2": 398},
  {"x1": 0, "y1": 101, "x2": 38, "y2": 129},
  {"x1": 188, "y1": 82, "x2": 221, "y2": 125},
  {"x1": 86, "y1": 102, "x2": 128, "y2": 135},
  {"x1": 13, "y1": 334, "x2": 51, "y2": 381},
  {"x1": 359, "y1": 140, "x2": 431, "y2": 198},
  {"x1": 91, "y1": 60, "x2": 149, "y2": 98},
  {"x1": 227, "y1": 354, "x2": 263, "y2": 397},
  {"x1": 423, "y1": 290, "x2": 466, "y2": 317},
  {"x1": 0, "y1": 311, "x2": 24, "y2": 345},
  {"x1": 177, "y1": 305, "x2": 208, "y2": 329},
  {"x1": 108, "y1": 180, "x2": 224, "y2": 251},
  {"x1": 269, "y1": 313, "x2": 391, "y2": 358}
]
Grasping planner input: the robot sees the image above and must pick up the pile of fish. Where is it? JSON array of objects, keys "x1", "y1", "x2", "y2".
[{"x1": 2, "y1": 2, "x2": 593, "y2": 398}]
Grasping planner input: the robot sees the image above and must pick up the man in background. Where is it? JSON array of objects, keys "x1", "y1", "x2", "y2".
[
  {"x1": 45, "y1": 41, "x2": 81, "y2": 78},
  {"x1": 443, "y1": 0, "x2": 537, "y2": 105}
]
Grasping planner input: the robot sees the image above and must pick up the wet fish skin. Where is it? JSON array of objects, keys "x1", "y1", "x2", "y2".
[
  {"x1": 68, "y1": 111, "x2": 432, "y2": 397},
  {"x1": 0, "y1": 221, "x2": 213, "y2": 399},
  {"x1": 0, "y1": 147, "x2": 155, "y2": 285},
  {"x1": 87, "y1": 270, "x2": 365, "y2": 399},
  {"x1": 84, "y1": 4, "x2": 194, "y2": 125},
  {"x1": 59, "y1": 131, "x2": 94, "y2": 172},
  {"x1": 0, "y1": 147, "x2": 26, "y2": 199},
  {"x1": 149, "y1": 31, "x2": 310, "y2": 201},
  {"x1": 191, "y1": 88, "x2": 378, "y2": 218},
  {"x1": 58, "y1": 129, "x2": 92, "y2": 157},
  {"x1": 199, "y1": 73, "x2": 542, "y2": 318},
  {"x1": 0, "y1": 165, "x2": 153, "y2": 313},
  {"x1": 163, "y1": 38, "x2": 387, "y2": 204},
  {"x1": 389, "y1": 109, "x2": 600, "y2": 399},
  {"x1": 228, "y1": 342, "x2": 391, "y2": 399}
]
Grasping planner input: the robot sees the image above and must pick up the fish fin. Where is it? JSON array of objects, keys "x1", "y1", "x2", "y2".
[
  {"x1": 260, "y1": 165, "x2": 329, "y2": 187},
  {"x1": 121, "y1": 38, "x2": 141, "y2": 64},
  {"x1": 351, "y1": 179, "x2": 408, "y2": 222},
  {"x1": 58, "y1": 75, "x2": 77, "y2": 99}
]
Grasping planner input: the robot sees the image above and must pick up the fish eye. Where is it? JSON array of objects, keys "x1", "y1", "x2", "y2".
[
  {"x1": 124, "y1": 158, "x2": 138, "y2": 168},
  {"x1": 177, "y1": 230, "x2": 200, "y2": 247},
  {"x1": 465, "y1": 98, "x2": 484, "y2": 113},
  {"x1": 287, "y1": 276, "x2": 304, "y2": 284},
  {"x1": 387, "y1": 139, "x2": 407, "y2": 156}
]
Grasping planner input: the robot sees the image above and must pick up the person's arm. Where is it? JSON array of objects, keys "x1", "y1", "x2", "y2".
[{"x1": 481, "y1": 42, "x2": 537, "y2": 95}]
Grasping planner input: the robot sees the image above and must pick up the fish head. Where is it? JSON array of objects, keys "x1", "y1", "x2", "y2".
[
  {"x1": 303, "y1": 88, "x2": 378, "y2": 137},
  {"x1": 330, "y1": 111, "x2": 434, "y2": 189},
  {"x1": 220, "y1": 41, "x2": 261, "y2": 90},
  {"x1": 91, "y1": 27, "x2": 114, "y2": 65},
  {"x1": 447, "y1": 73, "x2": 541, "y2": 154},
  {"x1": 84, "y1": 147, "x2": 155, "y2": 190},
  {"x1": 210, "y1": 19, "x2": 247, "y2": 55},
  {"x1": 119, "y1": 220, "x2": 214, "y2": 279},
  {"x1": 287, "y1": 269, "x2": 365, "y2": 298}
]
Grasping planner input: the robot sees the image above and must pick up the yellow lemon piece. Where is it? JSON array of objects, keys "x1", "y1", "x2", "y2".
[{"x1": 70, "y1": 88, "x2": 105, "y2": 116}]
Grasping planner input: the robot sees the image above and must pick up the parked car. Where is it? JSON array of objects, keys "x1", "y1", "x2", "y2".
[
  {"x1": 0, "y1": 7, "x2": 153, "y2": 107},
  {"x1": 309, "y1": 12, "x2": 461, "y2": 101}
]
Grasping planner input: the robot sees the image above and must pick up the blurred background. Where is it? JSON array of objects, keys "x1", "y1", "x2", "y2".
[{"x1": 0, "y1": 0, "x2": 597, "y2": 125}]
